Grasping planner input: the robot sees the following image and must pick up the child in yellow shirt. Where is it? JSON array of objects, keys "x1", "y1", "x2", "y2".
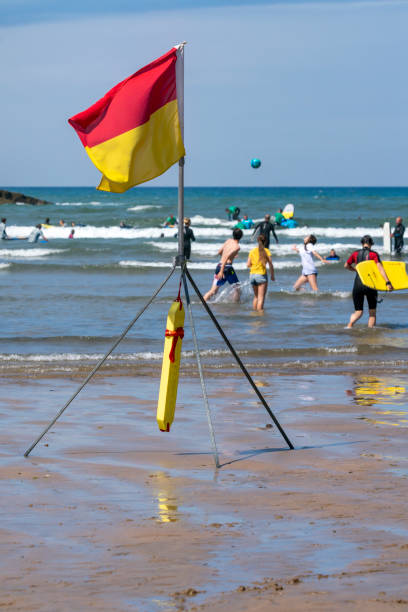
[{"x1": 247, "y1": 235, "x2": 275, "y2": 311}]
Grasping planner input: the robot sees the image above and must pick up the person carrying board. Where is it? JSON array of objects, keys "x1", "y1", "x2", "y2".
[{"x1": 345, "y1": 235, "x2": 393, "y2": 328}]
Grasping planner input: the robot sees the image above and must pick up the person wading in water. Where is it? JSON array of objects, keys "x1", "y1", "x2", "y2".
[{"x1": 345, "y1": 235, "x2": 393, "y2": 328}]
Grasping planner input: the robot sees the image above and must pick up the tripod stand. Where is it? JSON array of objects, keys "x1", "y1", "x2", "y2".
[{"x1": 24, "y1": 252, "x2": 294, "y2": 463}]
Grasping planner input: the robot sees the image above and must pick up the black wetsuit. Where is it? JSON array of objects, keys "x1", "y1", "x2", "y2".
[
  {"x1": 184, "y1": 226, "x2": 196, "y2": 259},
  {"x1": 175, "y1": 226, "x2": 195, "y2": 259},
  {"x1": 352, "y1": 247, "x2": 380, "y2": 311},
  {"x1": 393, "y1": 222, "x2": 405, "y2": 254},
  {"x1": 252, "y1": 221, "x2": 279, "y2": 248}
]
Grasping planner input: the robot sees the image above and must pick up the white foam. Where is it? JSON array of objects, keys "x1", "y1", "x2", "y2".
[
  {"x1": 0, "y1": 248, "x2": 64, "y2": 258},
  {"x1": 0, "y1": 263, "x2": 11, "y2": 269},
  {"x1": 55, "y1": 201, "x2": 109, "y2": 206},
  {"x1": 278, "y1": 226, "x2": 383, "y2": 238},
  {"x1": 4, "y1": 224, "x2": 387, "y2": 241},
  {"x1": 148, "y1": 240, "x2": 363, "y2": 256},
  {"x1": 0, "y1": 348, "x2": 233, "y2": 363},
  {"x1": 189, "y1": 215, "x2": 234, "y2": 227},
  {"x1": 127, "y1": 205, "x2": 162, "y2": 211},
  {"x1": 118, "y1": 259, "x2": 300, "y2": 270},
  {"x1": 326, "y1": 346, "x2": 358, "y2": 353}
]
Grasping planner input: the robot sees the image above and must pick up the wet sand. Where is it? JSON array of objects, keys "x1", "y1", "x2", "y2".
[{"x1": 1, "y1": 371, "x2": 408, "y2": 610}]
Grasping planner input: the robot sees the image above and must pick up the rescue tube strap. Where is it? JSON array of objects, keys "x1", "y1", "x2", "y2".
[
  {"x1": 165, "y1": 327, "x2": 184, "y2": 362},
  {"x1": 176, "y1": 279, "x2": 183, "y2": 309}
]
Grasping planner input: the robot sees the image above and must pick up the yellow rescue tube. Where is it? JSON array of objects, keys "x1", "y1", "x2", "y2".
[{"x1": 156, "y1": 297, "x2": 185, "y2": 432}]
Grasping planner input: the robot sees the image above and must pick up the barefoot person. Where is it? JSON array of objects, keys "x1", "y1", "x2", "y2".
[
  {"x1": 345, "y1": 235, "x2": 393, "y2": 328},
  {"x1": 247, "y1": 235, "x2": 275, "y2": 311},
  {"x1": 204, "y1": 228, "x2": 243, "y2": 302},
  {"x1": 292, "y1": 234, "x2": 327, "y2": 291}
]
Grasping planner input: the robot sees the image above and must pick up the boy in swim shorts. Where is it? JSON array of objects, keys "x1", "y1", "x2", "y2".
[{"x1": 204, "y1": 228, "x2": 243, "y2": 303}]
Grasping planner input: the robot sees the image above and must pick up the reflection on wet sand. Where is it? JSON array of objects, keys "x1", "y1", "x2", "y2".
[
  {"x1": 151, "y1": 472, "x2": 180, "y2": 523},
  {"x1": 348, "y1": 375, "x2": 408, "y2": 427}
]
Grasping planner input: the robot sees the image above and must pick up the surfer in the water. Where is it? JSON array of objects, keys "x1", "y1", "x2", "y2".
[
  {"x1": 325, "y1": 248, "x2": 340, "y2": 261},
  {"x1": 292, "y1": 234, "x2": 328, "y2": 291},
  {"x1": 204, "y1": 228, "x2": 243, "y2": 303},
  {"x1": 27, "y1": 224, "x2": 47, "y2": 243},
  {"x1": 274, "y1": 208, "x2": 285, "y2": 225},
  {"x1": 391, "y1": 217, "x2": 405, "y2": 255},
  {"x1": 163, "y1": 214, "x2": 178, "y2": 227},
  {"x1": 0, "y1": 218, "x2": 9, "y2": 240},
  {"x1": 345, "y1": 235, "x2": 393, "y2": 328},
  {"x1": 252, "y1": 214, "x2": 279, "y2": 247},
  {"x1": 225, "y1": 205, "x2": 241, "y2": 221},
  {"x1": 234, "y1": 214, "x2": 254, "y2": 230},
  {"x1": 176, "y1": 217, "x2": 195, "y2": 260}
]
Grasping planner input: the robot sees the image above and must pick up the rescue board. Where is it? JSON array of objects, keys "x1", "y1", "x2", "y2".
[
  {"x1": 356, "y1": 260, "x2": 408, "y2": 291},
  {"x1": 282, "y1": 203, "x2": 294, "y2": 219}
]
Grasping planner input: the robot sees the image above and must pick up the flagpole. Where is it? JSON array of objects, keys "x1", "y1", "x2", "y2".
[{"x1": 176, "y1": 42, "x2": 186, "y2": 265}]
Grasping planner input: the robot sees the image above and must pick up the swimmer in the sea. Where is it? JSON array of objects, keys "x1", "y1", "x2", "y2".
[
  {"x1": 204, "y1": 228, "x2": 243, "y2": 303},
  {"x1": 325, "y1": 249, "x2": 340, "y2": 261},
  {"x1": 0, "y1": 218, "x2": 9, "y2": 240},
  {"x1": 27, "y1": 224, "x2": 47, "y2": 243},
  {"x1": 163, "y1": 215, "x2": 178, "y2": 227}
]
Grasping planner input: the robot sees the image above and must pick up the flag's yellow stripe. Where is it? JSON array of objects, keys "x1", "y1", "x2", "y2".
[{"x1": 85, "y1": 99, "x2": 185, "y2": 193}]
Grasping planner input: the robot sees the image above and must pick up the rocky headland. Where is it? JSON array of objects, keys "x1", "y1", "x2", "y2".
[{"x1": 0, "y1": 189, "x2": 52, "y2": 206}]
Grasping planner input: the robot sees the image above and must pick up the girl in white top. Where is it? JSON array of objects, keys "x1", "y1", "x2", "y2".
[{"x1": 292, "y1": 234, "x2": 327, "y2": 291}]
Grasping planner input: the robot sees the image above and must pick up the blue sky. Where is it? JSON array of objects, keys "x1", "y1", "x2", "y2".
[{"x1": 0, "y1": 0, "x2": 407, "y2": 187}]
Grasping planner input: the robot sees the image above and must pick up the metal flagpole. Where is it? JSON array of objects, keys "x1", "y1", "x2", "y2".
[
  {"x1": 175, "y1": 43, "x2": 220, "y2": 467},
  {"x1": 24, "y1": 264, "x2": 177, "y2": 457},
  {"x1": 175, "y1": 42, "x2": 186, "y2": 267}
]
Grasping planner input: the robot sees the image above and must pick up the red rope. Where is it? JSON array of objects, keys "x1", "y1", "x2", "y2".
[{"x1": 165, "y1": 327, "x2": 184, "y2": 362}]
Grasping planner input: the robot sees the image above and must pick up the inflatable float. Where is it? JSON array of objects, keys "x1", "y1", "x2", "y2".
[{"x1": 280, "y1": 218, "x2": 298, "y2": 228}]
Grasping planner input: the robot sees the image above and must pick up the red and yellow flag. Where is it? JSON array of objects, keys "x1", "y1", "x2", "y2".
[{"x1": 68, "y1": 47, "x2": 185, "y2": 193}]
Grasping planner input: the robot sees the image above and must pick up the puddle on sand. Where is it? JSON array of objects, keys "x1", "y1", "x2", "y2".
[
  {"x1": 136, "y1": 517, "x2": 372, "y2": 612},
  {"x1": 349, "y1": 374, "x2": 408, "y2": 427}
]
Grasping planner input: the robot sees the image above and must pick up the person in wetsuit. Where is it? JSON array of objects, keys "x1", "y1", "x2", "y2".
[
  {"x1": 252, "y1": 214, "x2": 279, "y2": 247},
  {"x1": 345, "y1": 235, "x2": 393, "y2": 328},
  {"x1": 225, "y1": 205, "x2": 241, "y2": 221},
  {"x1": 27, "y1": 224, "x2": 47, "y2": 243},
  {"x1": 178, "y1": 217, "x2": 196, "y2": 260},
  {"x1": 0, "y1": 218, "x2": 9, "y2": 240},
  {"x1": 391, "y1": 217, "x2": 405, "y2": 254},
  {"x1": 275, "y1": 208, "x2": 285, "y2": 225}
]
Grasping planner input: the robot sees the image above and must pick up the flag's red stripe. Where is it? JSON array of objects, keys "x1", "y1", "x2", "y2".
[{"x1": 68, "y1": 48, "x2": 177, "y2": 148}]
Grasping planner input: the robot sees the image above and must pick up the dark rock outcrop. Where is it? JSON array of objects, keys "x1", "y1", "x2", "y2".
[{"x1": 0, "y1": 189, "x2": 53, "y2": 206}]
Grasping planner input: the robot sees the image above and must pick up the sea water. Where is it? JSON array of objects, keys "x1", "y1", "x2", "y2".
[{"x1": 0, "y1": 186, "x2": 407, "y2": 377}]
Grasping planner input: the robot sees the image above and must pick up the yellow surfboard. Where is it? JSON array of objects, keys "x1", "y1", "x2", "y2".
[
  {"x1": 156, "y1": 298, "x2": 185, "y2": 432},
  {"x1": 356, "y1": 260, "x2": 408, "y2": 291},
  {"x1": 282, "y1": 203, "x2": 294, "y2": 219}
]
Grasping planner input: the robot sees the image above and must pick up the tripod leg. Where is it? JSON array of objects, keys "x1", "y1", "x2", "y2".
[
  {"x1": 185, "y1": 267, "x2": 294, "y2": 450},
  {"x1": 24, "y1": 264, "x2": 177, "y2": 457},
  {"x1": 181, "y1": 270, "x2": 220, "y2": 468}
]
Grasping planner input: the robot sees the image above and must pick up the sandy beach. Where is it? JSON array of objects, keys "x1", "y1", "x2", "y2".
[{"x1": 1, "y1": 367, "x2": 408, "y2": 611}]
